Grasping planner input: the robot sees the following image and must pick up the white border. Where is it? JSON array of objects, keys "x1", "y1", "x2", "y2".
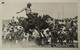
[{"x1": 0, "y1": 0, "x2": 79, "y2": 50}]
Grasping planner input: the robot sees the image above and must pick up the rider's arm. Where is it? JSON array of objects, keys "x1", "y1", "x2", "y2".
[{"x1": 17, "y1": 8, "x2": 25, "y2": 14}]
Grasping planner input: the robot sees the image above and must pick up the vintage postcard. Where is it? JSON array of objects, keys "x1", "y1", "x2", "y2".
[{"x1": 0, "y1": 0, "x2": 79, "y2": 49}]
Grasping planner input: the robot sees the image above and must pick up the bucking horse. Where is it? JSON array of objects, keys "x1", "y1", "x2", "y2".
[{"x1": 18, "y1": 13, "x2": 54, "y2": 45}]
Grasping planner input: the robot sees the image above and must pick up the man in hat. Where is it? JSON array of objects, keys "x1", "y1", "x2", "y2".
[{"x1": 17, "y1": 3, "x2": 34, "y2": 21}]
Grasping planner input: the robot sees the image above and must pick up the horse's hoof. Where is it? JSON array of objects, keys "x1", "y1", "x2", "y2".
[{"x1": 15, "y1": 40, "x2": 18, "y2": 44}]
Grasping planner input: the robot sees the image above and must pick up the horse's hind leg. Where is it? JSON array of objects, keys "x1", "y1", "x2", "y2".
[
  {"x1": 37, "y1": 29, "x2": 43, "y2": 46},
  {"x1": 41, "y1": 30, "x2": 46, "y2": 38},
  {"x1": 37, "y1": 29, "x2": 42, "y2": 38}
]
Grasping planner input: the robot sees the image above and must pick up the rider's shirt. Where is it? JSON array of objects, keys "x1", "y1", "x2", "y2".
[{"x1": 24, "y1": 7, "x2": 32, "y2": 14}]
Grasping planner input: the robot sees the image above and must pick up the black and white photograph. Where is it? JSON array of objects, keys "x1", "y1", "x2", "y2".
[{"x1": 0, "y1": 0, "x2": 78, "y2": 48}]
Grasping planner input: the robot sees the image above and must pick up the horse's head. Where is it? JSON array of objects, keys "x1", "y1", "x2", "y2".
[{"x1": 18, "y1": 17, "x2": 25, "y2": 23}]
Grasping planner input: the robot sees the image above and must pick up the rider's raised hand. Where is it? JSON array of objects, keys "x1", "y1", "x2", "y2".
[{"x1": 17, "y1": 12, "x2": 19, "y2": 14}]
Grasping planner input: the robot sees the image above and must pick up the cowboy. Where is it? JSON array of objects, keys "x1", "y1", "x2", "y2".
[{"x1": 17, "y1": 3, "x2": 34, "y2": 21}]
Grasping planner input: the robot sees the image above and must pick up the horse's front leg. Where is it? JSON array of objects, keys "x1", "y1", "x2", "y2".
[
  {"x1": 23, "y1": 32, "x2": 29, "y2": 47},
  {"x1": 22, "y1": 32, "x2": 27, "y2": 42},
  {"x1": 15, "y1": 36, "x2": 19, "y2": 44},
  {"x1": 23, "y1": 32, "x2": 29, "y2": 42},
  {"x1": 26, "y1": 33, "x2": 29, "y2": 43}
]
